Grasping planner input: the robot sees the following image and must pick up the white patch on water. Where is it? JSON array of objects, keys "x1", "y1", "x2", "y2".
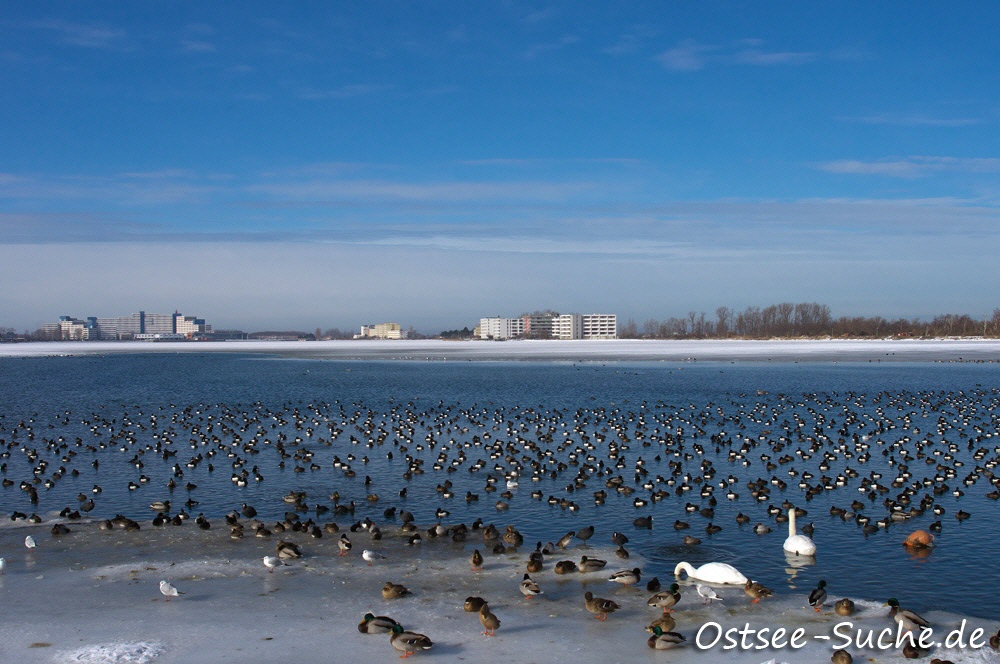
[{"x1": 59, "y1": 642, "x2": 163, "y2": 664}]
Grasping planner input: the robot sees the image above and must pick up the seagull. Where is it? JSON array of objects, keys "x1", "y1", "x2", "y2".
[
  {"x1": 362, "y1": 549, "x2": 385, "y2": 566},
  {"x1": 25, "y1": 535, "x2": 36, "y2": 549},
  {"x1": 0, "y1": 557, "x2": 6, "y2": 575},
  {"x1": 697, "y1": 584, "x2": 723, "y2": 604},
  {"x1": 263, "y1": 555, "x2": 285, "y2": 573},
  {"x1": 159, "y1": 580, "x2": 183, "y2": 601}
]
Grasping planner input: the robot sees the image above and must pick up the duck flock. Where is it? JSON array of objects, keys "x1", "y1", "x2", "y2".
[{"x1": 3, "y1": 370, "x2": 1000, "y2": 660}]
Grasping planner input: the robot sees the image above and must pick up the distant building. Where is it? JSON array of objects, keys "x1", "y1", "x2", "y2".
[
  {"x1": 479, "y1": 312, "x2": 616, "y2": 340},
  {"x1": 44, "y1": 310, "x2": 211, "y2": 340},
  {"x1": 357, "y1": 322, "x2": 408, "y2": 339}
]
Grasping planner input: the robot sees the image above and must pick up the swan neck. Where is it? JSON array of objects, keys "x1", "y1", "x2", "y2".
[{"x1": 788, "y1": 509, "x2": 797, "y2": 535}]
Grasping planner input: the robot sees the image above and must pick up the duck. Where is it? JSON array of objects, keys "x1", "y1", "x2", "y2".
[
  {"x1": 834, "y1": 598, "x2": 855, "y2": 616},
  {"x1": 609, "y1": 567, "x2": 641, "y2": 586},
  {"x1": 783, "y1": 507, "x2": 816, "y2": 556},
  {"x1": 646, "y1": 577, "x2": 661, "y2": 592},
  {"x1": 382, "y1": 582, "x2": 412, "y2": 599},
  {"x1": 886, "y1": 598, "x2": 930, "y2": 632},
  {"x1": 479, "y1": 602, "x2": 501, "y2": 636},
  {"x1": 990, "y1": 628, "x2": 1000, "y2": 650},
  {"x1": 358, "y1": 613, "x2": 400, "y2": 633},
  {"x1": 519, "y1": 573, "x2": 542, "y2": 599},
  {"x1": 674, "y1": 561, "x2": 747, "y2": 585},
  {"x1": 470, "y1": 549, "x2": 484, "y2": 571},
  {"x1": 584, "y1": 591, "x2": 620, "y2": 620},
  {"x1": 744, "y1": 579, "x2": 773, "y2": 604},
  {"x1": 554, "y1": 560, "x2": 578, "y2": 574},
  {"x1": 578, "y1": 555, "x2": 607, "y2": 573},
  {"x1": 389, "y1": 624, "x2": 433, "y2": 657},
  {"x1": 647, "y1": 583, "x2": 681, "y2": 613},
  {"x1": 464, "y1": 596, "x2": 487, "y2": 612},
  {"x1": 647, "y1": 614, "x2": 677, "y2": 633},
  {"x1": 646, "y1": 625, "x2": 686, "y2": 649},
  {"x1": 338, "y1": 533, "x2": 352, "y2": 556},
  {"x1": 808, "y1": 580, "x2": 828, "y2": 612},
  {"x1": 831, "y1": 649, "x2": 853, "y2": 664}
]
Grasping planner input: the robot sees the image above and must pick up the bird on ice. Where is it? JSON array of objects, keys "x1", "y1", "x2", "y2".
[
  {"x1": 696, "y1": 584, "x2": 723, "y2": 604},
  {"x1": 263, "y1": 555, "x2": 285, "y2": 573},
  {"x1": 362, "y1": 549, "x2": 386, "y2": 566},
  {"x1": 159, "y1": 580, "x2": 183, "y2": 601},
  {"x1": 0, "y1": 557, "x2": 6, "y2": 575},
  {"x1": 25, "y1": 535, "x2": 36, "y2": 549}
]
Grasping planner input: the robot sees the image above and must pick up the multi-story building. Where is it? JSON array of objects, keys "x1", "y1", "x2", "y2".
[
  {"x1": 480, "y1": 312, "x2": 616, "y2": 340},
  {"x1": 479, "y1": 317, "x2": 526, "y2": 340},
  {"x1": 357, "y1": 322, "x2": 407, "y2": 339},
  {"x1": 44, "y1": 310, "x2": 210, "y2": 340}
]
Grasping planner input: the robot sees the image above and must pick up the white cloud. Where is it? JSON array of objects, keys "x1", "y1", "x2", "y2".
[{"x1": 819, "y1": 156, "x2": 1000, "y2": 178}]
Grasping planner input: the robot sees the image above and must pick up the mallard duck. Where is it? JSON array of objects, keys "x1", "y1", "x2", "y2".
[
  {"x1": 609, "y1": 567, "x2": 641, "y2": 586},
  {"x1": 615, "y1": 545, "x2": 630, "y2": 559},
  {"x1": 647, "y1": 613, "x2": 677, "y2": 633},
  {"x1": 584, "y1": 591, "x2": 620, "y2": 620},
  {"x1": 646, "y1": 625, "x2": 685, "y2": 649},
  {"x1": 831, "y1": 649, "x2": 853, "y2": 664},
  {"x1": 479, "y1": 602, "x2": 501, "y2": 636},
  {"x1": 902, "y1": 642, "x2": 922, "y2": 659},
  {"x1": 808, "y1": 580, "x2": 828, "y2": 612},
  {"x1": 744, "y1": 579, "x2": 773, "y2": 604},
  {"x1": 989, "y1": 628, "x2": 1000, "y2": 650},
  {"x1": 470, "y1": 549, "x2": 483, "y2": 572},
  {"x1": 886, "y1": 598, "x2": 930, "y2": 632},
  {"x1": 276, "y1": 540, "x2": 302, "y2": 559},
  {"x1": 519, "y1": 573, "x2": 542, "y2": 599},
  {"x1": 337, "y1": 533, "x2": 352, "y2": 556},
  {"x1": 464, "y1": 596, "x2": 486, "y2": 612},
  {"x1": 556, "y1": 531, "x2": 575, "y2": 548},
  {"x1": 390, "y1": 623, "x2": 433, "y2": 657},
  {"x1": 358, "y1": 613, "x2": 400, "y2": 633},
  {"x1": 834, "y1": 598, "x2": 855, "y2": 616},
  {"x1": 382, "y1": 581, "x2": 412, "y2": 599},
  {"x1": 526, "y1": 557, "x2": 543, "y2": 573},
  {"x1": 554, "y1": 560, "x2": 578, "y2": 574},
  {"x1": 647, "y1": 583, "x2": 681, "y2": 613},
  {"x1": 578, "y1": 555, "x2": 607, "y2": 573}
]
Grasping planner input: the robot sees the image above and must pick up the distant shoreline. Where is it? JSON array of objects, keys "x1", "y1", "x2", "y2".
[{"x1": 2, "y1": 338, "x2": 1000, "y2": 363}]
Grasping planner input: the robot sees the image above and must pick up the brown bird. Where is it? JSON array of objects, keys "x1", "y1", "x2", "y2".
[
  {"x1": 479, "y1": 602, "x2": 501, "y2": 636},
  {"x1": 584, "y1": 591, "x2": 620, "y2": 621},
  {"x1": 470, "y1": 549, "x2": 483, "y2": 572},
  {"x1": 744, "y1": 579, "x2": 773, "y2": 604}
]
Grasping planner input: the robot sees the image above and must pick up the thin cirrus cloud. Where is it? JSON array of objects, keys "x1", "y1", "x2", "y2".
[
  {"x1": 28, "y1": 19, "x2": 127, "y2": 49},
  {"x1": 847, "y1": 113, "x2": 981, "y2": 127},
  {"x1": 819, "y1": 156, "x2": 1000, "y2": 178},
  {"x1": 656, "y1": 38, "x2": 815, "y2": 71}
]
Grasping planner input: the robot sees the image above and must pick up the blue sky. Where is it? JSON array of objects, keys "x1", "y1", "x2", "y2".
[{"x1": 2, "y1": 2, "x2": 999, "y2": 333}]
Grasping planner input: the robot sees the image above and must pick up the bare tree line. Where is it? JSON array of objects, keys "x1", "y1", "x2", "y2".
[{"x1": 617, "y1": 303, "x2": 1000, "y2": 339}]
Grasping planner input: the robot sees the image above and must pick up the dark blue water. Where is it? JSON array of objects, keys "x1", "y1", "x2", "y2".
[{"x1": 1, "y1": 353, "x2": 998, "y2": 619}]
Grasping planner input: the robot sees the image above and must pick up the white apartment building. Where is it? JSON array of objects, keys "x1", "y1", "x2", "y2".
[
  {"x1": 358, "y1": 322, "x2": 407, "y2": 339},
  {"x1": 479, "y1": 317, "x2": 526, "y2": 340},
  {"x1": 480, "y1": 313, "x2": 616, "y2": 340}
]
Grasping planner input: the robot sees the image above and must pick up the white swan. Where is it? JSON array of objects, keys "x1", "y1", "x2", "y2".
[
  {"x1": 673, "y1": 561, "x2": 747, "y2": 585},
  {"x1": 783, "y1": 508, "x2": 816, "y2": 556}
]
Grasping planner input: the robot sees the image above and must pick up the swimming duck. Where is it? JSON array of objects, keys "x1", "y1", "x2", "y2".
[
  {"x1": 389, "y1": 623, "x2": 433, "y2": 657},
  {"x1": 584, "y1": 591, "x2": 620, "y2": 620},
  {"x1": 646, "y1": 625, "x2": 686, "y2": 649},
  {"x1": 808, "y1": 580, "x2": 828, "y2": 612},
  {"x1": 609, "y1": 567, "x2": 641, "y2": 586},
  {"x1": 886, "y1": 598, "x2": 930, "y2": 632},
  {"x1": 744, "y1": 579, "x2": 773, "y2": 604},
  {"x1": 358, "y1": 613, "x2": 400, "y2": 633},
  {"x1": 834, "y1": 598, "x2": 855, "y2": 616},
  {"x1": 479, "y1": 602, "x2": 501, "y2": 636},
  {"x1": 647, "y1": 583, "x2": 681, "y2": 613}
]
